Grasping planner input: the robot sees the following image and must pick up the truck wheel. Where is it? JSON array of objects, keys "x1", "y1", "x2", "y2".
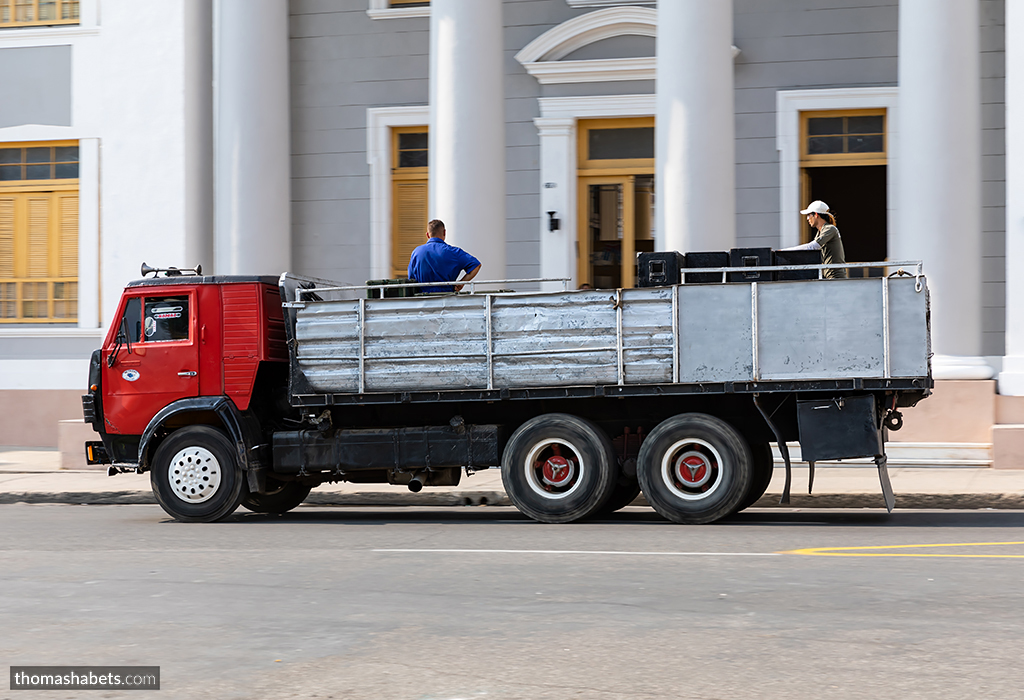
[
  {"x1": 636, "y1": 413, "x2": 751, "y2": 524},
  {"x1": 241, "y1": 479, "x2": 312, "y2": 514},
  {"x1": 501, "y1": 413, "x2": 617, "y2": 523},
  {"x1": 735, "y1": 442, "x2": 774, "y2": 513},
  {"x1": 150, "y1": 426, "x2": 245, "y2": 523}
]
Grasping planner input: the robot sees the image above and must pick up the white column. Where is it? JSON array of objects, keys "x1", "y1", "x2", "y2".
[
  {"x1": 895, "y1": 0, "x2": 991, "y2": 379},
  {"x1": 213, "y1": 0, "x2": 291, "y2": 275},
  {"x1": 535, "y1": 117, "x2": 576, "y2": 290},
  {"x1": 1000, "y1": 1, "x2": 1024, "y2": 393},
  {"x1": 655, "y1": 0, "x2": 735, "y2": 254},
  {"x1": 429, "y1": 0, "x2": 506, "y2": 281}
]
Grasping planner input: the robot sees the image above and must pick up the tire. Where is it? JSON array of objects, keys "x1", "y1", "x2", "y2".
[
  {"x1": 241, "y1": 479, "x2": 312, "y2": 514},
  {"x1": 735, "y1": 441, "x2": 774, "y2": 513},
  {"x1": 636, "y1": 413, "x2": 752, "y2": 524},
  {"x1": 150, "y1": 425, "x2": 246, "y2": 523},
  {"x1": 501, "y1": 413, "x2": 618, "y2": 523}
]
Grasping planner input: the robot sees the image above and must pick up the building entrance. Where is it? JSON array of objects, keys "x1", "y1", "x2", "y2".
[
  {"x1": 799, "y1": 108, "x2": 888, "y2": 277},
  {"x1": 579, "y1": 175, "x2": 654, "y2": 289},
  {"x1": 804, "y1": 165, "x2": 887, "y2": 276},
  {"x1": 576, "y1": 117, "x2": 654, "y2": 289}
]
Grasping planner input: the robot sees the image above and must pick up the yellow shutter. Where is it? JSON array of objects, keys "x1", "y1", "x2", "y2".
[
  {"x1": 58, "y1": 193, "x2": 78, "y2": 277},
  {"x1": 26, "y1": 196, "x2": 50, "y2": 278},
  {"x1": 0, "y1": 197, "x2": 13, "y2": 278},
  {"x1": 392, "y1": 180, "x2": 427, "y2": 278}
]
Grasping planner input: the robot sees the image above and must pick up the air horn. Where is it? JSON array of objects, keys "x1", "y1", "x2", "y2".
[{"x1": 140, "y1": 262, "x2": 203, "y2": 278}]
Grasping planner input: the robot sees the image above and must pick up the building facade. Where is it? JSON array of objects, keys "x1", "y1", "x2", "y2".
[{"x1": 0, "y1": 0, "x2": 1018, "y2": 462}]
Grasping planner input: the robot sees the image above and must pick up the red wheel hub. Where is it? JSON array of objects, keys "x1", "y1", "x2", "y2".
[
  {"x1": 675, "y1": 451, "x2": 711, "y2": 487},
  {"x1": 542, "y1": 455, "x2": 575, "y2": 486}
]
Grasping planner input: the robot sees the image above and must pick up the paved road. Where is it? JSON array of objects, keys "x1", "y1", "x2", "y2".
[{"x1": 2, "y1": 504, "x2": 1024, "y2": 699}]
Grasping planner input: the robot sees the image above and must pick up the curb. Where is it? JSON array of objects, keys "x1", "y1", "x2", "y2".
[{"x1": 2, "y1": 491, "x2": 1024, "y2": 510}]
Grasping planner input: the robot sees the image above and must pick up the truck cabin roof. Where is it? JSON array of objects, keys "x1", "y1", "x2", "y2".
[{"x1": 125, "y1": 275, "x2": 280, "y2": 288}]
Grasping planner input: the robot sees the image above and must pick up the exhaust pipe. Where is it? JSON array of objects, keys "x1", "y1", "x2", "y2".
[{"x1": 408, "y1": 471, "x2": 427, "y2": 493}]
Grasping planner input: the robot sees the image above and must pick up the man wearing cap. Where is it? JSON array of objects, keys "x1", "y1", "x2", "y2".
[
  {"x1": 781, "y1": 200, "x2": 847, "y2": 279},
  {"x1": 408, "y1": 219, "x2": 482, "y2": 293}
]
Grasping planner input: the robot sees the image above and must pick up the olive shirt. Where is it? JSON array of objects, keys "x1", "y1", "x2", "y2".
[{"x1": 814, "y1": 224, "x2": 847, "y2": 279}]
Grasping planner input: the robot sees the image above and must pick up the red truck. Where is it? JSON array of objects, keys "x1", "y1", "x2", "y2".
[{"x1": 84, "y1": 262, "x2": 931, "y2": 524}]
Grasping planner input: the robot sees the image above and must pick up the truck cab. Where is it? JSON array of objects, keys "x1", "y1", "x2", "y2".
[{"x1": 83, "y1": 273, "x2": 289, "y2": 518}]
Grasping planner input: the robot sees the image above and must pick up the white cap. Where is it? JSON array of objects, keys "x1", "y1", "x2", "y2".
[{"x1": 800, "y1": 200, "x2": 830, "y2": 215}]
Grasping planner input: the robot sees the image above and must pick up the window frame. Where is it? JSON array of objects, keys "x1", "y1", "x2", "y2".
[
  {"x1": 577, "y1": 117, "x2": 655, "y2": 173},
  {"x1": 389, "y1": 125, "x2": 429, "y2": 279},
  {"x1": 799, "y1": 108, "x2": 887, "y2": 167},
  {"x1": 0, "y1": 140, "x2": 80, "y2": 188},
  {"x1": 0, "y1": 0, "x2": 80, "y2": 29}
]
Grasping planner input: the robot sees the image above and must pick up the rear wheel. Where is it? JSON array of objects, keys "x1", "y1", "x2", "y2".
[
  {"x1": 636, "y1": 413, "x2": 751, "y2": 524},
  {"x1": 241, "y1": 479, "x2": 312, "y2": 514},
  {"x1": 501, "y1": 413, "x2": 617, "y2": 523},
  {"x1": 150, "y1": 425, "x2": 245, "y2": 523}
]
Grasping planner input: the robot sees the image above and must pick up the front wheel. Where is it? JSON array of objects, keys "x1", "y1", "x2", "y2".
[
  {"x1": 636, "y1": 413, "x2": 751, "y2": 524},
  {"x1": 501, "y1": 413, "x2": 617, "y2": 523},
  {"x1": 150, "y1": 425, "x2": 245, "y2": 523}
]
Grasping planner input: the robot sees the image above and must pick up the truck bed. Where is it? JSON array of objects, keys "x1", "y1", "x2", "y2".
[{"x1": 280, "y1": 272, "x2": 931, "y2": 402}]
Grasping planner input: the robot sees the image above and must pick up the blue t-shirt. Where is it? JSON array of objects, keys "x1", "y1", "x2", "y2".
[{"x1": 407, "y1": 237, "x2": 481, "y2": 293}]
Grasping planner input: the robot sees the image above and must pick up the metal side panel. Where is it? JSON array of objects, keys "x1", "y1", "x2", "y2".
[
  {"x1": 678, "y1": 284, "x2": 753, "y2": 383},
  {"x1": 887, "y1": 277, "x2": 931, "y2": 378},
  {"x1": 295, "y1": 300, "x2": 360, "y2": 393},
  {"x1": 491, "y1": 291, "x2": 618, "y2": 387},
  {"x1": 363, "y1": 295, "x2": 488, "y2": 391},
  {"x1": 757, "y1": 278, "x2": 884, "y2": 380},
  {"x1": 621, "y1": 287, "x2": 673, "y2": 384}
]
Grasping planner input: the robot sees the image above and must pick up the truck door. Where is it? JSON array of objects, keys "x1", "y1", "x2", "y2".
[{"x1": 102, "y1": 290, "x2": 200, "y2": 435}]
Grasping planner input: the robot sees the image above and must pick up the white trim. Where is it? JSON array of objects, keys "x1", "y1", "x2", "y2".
[
  {"x1": 537, "y1": 93, "x2": 655, "y2": 120},
  {"x1": 516, "y1": 10, "x2": 739, "y2": 85},
  {"x1": 775, "y1": 87, "x2": 899, "y2": 248},
  {"x1": 0, "y1": 327, "x2": 101, "y2": 338},
  {"x1": 0, "y1": 358, "x2": 91, "y2": 390},
  {"x1": 0, "y1": 132, "x2": 101, "y2": 330},
  {"x1": 515, "y1": 7, "x2": 656, "y2": 64},
  {"x1": 567, "y1": 0, "x2": 654, "y2": 6},
  {"x1": 366, "y1": 0, "x2": 429, "y2": 20},
  {"x1": 366, "y1": 105, "x2": 430, "y2": 280},
  {"x1": 524, "y1": 56, "x2": 654, "y2": 85},
  {"x1": 0, "y1": 0, "x2": 99, "y2": 44},
  {"x1": 534, "y1": 95, "x2": 655, "y2": 289}
]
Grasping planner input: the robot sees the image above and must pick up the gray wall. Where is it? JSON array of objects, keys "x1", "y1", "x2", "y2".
[
  {"x1": 289, "y1": 0, "x2": 1006, "y2": 353},
  {"x1": 0, "y1": 46, "x2": 71, "y2": 128},
  {"x1": 980, "y1": 0, "x2": 1006, "y2": 356}
]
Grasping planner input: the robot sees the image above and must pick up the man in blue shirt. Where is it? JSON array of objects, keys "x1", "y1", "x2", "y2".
[{"x1": 408, "y1": 219, "x2": 482, "y2": 293}]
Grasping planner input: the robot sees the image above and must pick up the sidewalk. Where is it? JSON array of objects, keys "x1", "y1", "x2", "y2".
[{"x1": 2, "y1": 447, "x2": 1024, "y2": 509}]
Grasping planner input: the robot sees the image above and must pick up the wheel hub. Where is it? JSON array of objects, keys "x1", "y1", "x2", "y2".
[
  {"x1": 675, "y1": 451, "x2": 711, "y2": 487},
  {"x1": 168, "y1": 446, "x2": 222, "y2": 504},
  {"x1": 524, "y1": 438, "x2": 585, "y2": 500},
  {"x1": 661, "y1": 438, "x2": 724, "y2": 501},
  {"x1": 541, "y1": 455, "x2": 576, "y2": 486}
]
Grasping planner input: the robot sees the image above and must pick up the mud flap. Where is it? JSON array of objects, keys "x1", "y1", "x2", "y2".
[{"x1": 875, "y1": 453, "x2": 895, "y2": 512}]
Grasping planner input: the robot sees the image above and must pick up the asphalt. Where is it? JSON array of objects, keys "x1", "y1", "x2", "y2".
[{"x1": 3, "y1": 447, "x2": 1024, "y2": 510}]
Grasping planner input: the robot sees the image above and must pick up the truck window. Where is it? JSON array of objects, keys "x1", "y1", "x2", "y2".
[
  {"x1": 143, "y1": 295, "x2": 190, "y2": 342},
  {"x1": 120, "y1": 297, "x2": 142, "y2": 343}
]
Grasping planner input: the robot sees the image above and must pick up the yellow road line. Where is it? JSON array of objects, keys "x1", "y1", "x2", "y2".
[{"x1": 783, "y1": 541, "x2": 1024, "y2": 558}]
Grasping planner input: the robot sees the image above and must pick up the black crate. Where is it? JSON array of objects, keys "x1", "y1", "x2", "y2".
[
  {"x1": 727, "y1": 247, "x2": 774, "y2": 282},
  {"x1": 684, "y1": 251, "x2": 729, "y2": 284},
  {"x1": 774, "y1": 249, "x2": 821, "y2": 280},
  {"x1": 796, "y1": 395, "x2": 883, "y2": 462},
  {"x1": 366, "y1": 278, "x2": 415, "y2": 299},
  {"x1": 637, "y1": 251, "x2": 684, "y2": 287}
]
